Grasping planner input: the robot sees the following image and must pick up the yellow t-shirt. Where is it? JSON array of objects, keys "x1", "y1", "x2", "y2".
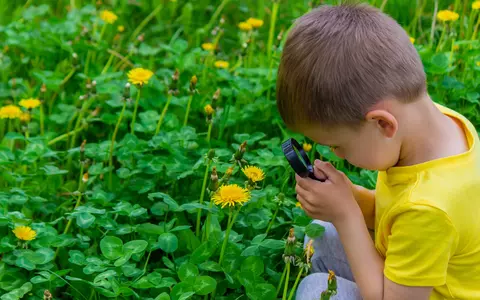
[{"x1": 375, "y1": 105, "x2": 480, "y2": 300}]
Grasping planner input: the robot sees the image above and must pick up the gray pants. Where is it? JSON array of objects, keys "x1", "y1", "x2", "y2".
[{"x1": 296, "y1": 220, "x2": 362, "y2": 300}]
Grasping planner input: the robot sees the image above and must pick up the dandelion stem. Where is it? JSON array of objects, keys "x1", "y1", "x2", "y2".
[
  {"x1": 267, "y1": 1, "x2": 280, "y2": 62},
  {"x1": 204, "y1": 0, "x2": 230, "y2": 35},
  {"x1": 430, "y1": 0, "x2": 439, "y2": 48},
  {"x1": 287, "y1": 269, "x2": 304, "y2": 300},
  {"x1": 84, "y1": 50, "x2": 92, "y2": 77},
  {"x1": 99, "y1": 24, "x2": 107, "y2": 43},
  {"x1": 47, "y1": 126, "x2": 86, "y2": 146},
  {"x1": 40, "y1": 102, "x2": 45, "y2": 136},
  {"x1": 202, "y1": 199, "x2": 215, "y2": 242},
  {"x1": 108, "y1": 101, "x2": 127, "y2": 190},
  {"x1": 196, "y1": 160, "x2": 211, "y2": 238},
  {"x1": 130, "y1": 88, "x2": 142, "y2": 135},
  {"x1": 436, "y1": 23, "x2": 447, "y2": 52},
  {"x1": 101, "y1": 54, "x2": 115, "y2": 74},
  {"x1": 183, "y1": 94, "x2": 194, "y2": 127},
  {"x1": 218, "y1": 207, "x2": 234, "y2": 265},
  {"x1": 155, "y1": 93, "x2": 172, "y2": 135},
  {"x1": 276, "y1": 265, "x2": 288, "y2": 296},
  {"x1": 472, "y1": 15, "x2": 480, "y2": 40},
  {"x1": 265, "y1": 205, "x2": 279, "y2": 235},
  {"x1": 206, "y1": 121, "x2": 213, "y2": 143},
  {"x1": 61, "y1": 68, "x2": 76, "y2": 86},
  {"x1": 130, "y1": 3, "x2": 163, "y2": 42},
  {"x1": 282, "y1": 262, "x2": 291, "y2": 300}
]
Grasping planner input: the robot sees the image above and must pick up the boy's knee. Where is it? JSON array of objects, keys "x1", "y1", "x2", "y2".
[{"x1": 296, "y1": 273, "x2": 329, "y2": 300}]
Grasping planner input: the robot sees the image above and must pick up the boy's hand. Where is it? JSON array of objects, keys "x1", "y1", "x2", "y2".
[{"x1": 295, "y1": 159, "x2": 360, "y2": 225}]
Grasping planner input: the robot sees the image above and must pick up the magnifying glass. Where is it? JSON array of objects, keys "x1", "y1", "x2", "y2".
[{"x1": 281, "y1": 138, "x2": 325, "y2": 182}]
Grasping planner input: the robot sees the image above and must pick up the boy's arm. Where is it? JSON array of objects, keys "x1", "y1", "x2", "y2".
[
  {"x1": 351, "y1": 184, "x2": 375, "y2": 230},
  {"x1": 336, "y1": 208, "x2": 433, "y2": 300}
]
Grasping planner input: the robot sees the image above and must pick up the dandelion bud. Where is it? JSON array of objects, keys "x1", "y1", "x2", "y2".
[
  {"x1": 283, "y1": 228, "x2": 297, "y2": 264},
  {"x1": 168, "y1": 69, "x2": 180, "y2": 95},
  {"x1": 80, "y1": 140, "x2": 86, "y2": 152},
  {"x1": 72, "y1": 52, "x2": 79, "y2": 67},
  {"x1": 204, "y1": 104, "x2": 214, "y2": 116},
  {"x1": 11, "y1": 78, "x2": 16, "y2": 89},
  {"x1": 327, "y1": 270, "x2": 338, "y2": 294},
  {"x1": 305, "y1": 239, "x2": 314, "y2": 264},
  {"x1": 82, "y1": 172, "x2": 89, "y2": 183},
  {"x1": 40, "y1": 83, "x2": 47, "y2": 93},
  {"x1": 123, "y1": 83, "x2": 131, "y2": 100},
  {"x1": 72, "y1": 191, "x2": 81, "y2": 197},
  {"x1": 137, "y1": 33, "x2": 145, "y2": 42},
  {"x1": 189, "y1": 75, "x2": 198, "y2": 93},
  {"x1": 43, "y1": 290, "x2": 52, "y2": 300},
  {"x1": 91, "y1": 80, "x2": 97, "y2": 95},
  {"x1": 209, "y1": 167, "x2": 219, "y2": 192},
  {"x1": 79, "y1": 95, "x2": 86, "y2": 101},
  {"x1": 91, "y1": 107, "x2": 100, "y2": 117},
  {"x1": 234, "y1": 141, "x2": 247, "y2": 161},
  {"x1": 207, "y1": 149, "x2": 215, "y2": 160},
  {"x1": 212, "y1": 88, "x2": 221, "y2": 109}
]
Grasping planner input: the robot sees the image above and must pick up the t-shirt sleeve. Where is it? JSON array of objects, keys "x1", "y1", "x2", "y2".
[{"x1": 384, "y1": 204, "x2": 458, "y2": 286}]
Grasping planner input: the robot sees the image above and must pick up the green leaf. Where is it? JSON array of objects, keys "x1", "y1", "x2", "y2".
[
  {"x1": 147, "y1": 272, "x2": 163, "y2": 285},
  {"x1": 155, "y1": 293, "x2": 171, "y2": 300},
  {"x1": 171, "y1": 282, "x2": 195, "y2": 300},
  {"x1": 241, "y1": 256, "x2": 264, "y2": 276},
  {"x1": 114, "y1": 252, "x2": 132, "y2": 267},
  {"x1": 42, "y1": 165, "x2": 68, "y2": 175},
  {"x1": 246, "y1": 283, "x2": 277, "y2": 300},
  {"x1": 190, "y1": 240, "x2": 217, "y2": 264},
  {"x1": 305, "y1": 223, "x2": 325, "y2": 239},
  {"x1": 15, "y1": 257, "x2": 35, "y2": 270},
  {"x1": 198, "y1": 261, "x2": 222, "y2": 272},
  {"x1": 123, "y1": 240, "x2": 148, "y2": 254},
  {"x1": 75, "y1": 212, "x2": 96, "y2": 228},
  {"x1": 100, "y1": 236, "x2": 124, "y2": 260},
  {"x1": 178, "y1": 262, "x2": 199, "y2": 281},
  {"x1": 0, "y1": 282, "x2": 32, "y2": 300},
  {"x1": 193, "y1": 276, "x2": 216, "y2": 295},
  {"x1": 259, "y1": 239, "x2": 285, "y2": 250},
  {"x1": 148, "y1": 192, "x2": 180, "y2": 211},
  {"x1": 68, "y1": 250, "x2": 86, "y2": 266},
  {"x1": 136, "y1": 223, "x2": 165, "y2": 235},
  {"x1": 158, "y1": 233, "x2": 178, "y2": 253}
]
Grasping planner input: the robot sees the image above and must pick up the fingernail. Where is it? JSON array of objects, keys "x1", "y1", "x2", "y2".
[{"x1": 314, "y1": 159, "x2": 321, "y2": 167}]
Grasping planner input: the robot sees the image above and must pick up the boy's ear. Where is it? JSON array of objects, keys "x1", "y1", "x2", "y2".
[{"x1": 365, "y1": 110, "x2": 398, "y2": 138}]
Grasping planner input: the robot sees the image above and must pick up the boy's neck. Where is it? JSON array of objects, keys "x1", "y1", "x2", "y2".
[{"x1": 396, "y1": 96, "x2": 469, "y2": 167}]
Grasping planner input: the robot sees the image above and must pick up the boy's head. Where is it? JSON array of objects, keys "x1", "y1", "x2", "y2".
[{"x1": 276, "y1": 3, "x2": 426, "y2": 170}]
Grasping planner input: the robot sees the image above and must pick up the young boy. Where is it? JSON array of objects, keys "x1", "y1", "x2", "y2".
[{"x1": 276, "y1": 3, "x2": 480, "y2": 300}]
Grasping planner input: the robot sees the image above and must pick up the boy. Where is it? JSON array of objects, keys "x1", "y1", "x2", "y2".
[{"x1": 276, "y1": 2, "x2": 480, "y2": 300}]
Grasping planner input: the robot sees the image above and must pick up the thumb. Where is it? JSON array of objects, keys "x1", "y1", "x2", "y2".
[
  {"x1": 313, "y1": 164, "x2": 328, "y2": 181},
  {"x1": 314, "y1": 160, "x2": 341, "y2": 182}
]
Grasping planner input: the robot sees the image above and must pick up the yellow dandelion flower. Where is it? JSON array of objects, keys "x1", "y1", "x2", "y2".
[
  {"x1": 305, "y1": 239, "x2": 314, "y2": 263},
  {"x1": 204, "y1": 104, "x2": 214, "y2": 116},
  {"x1": 453, "y1": 44, "x2": 459, "y2": 51},
  {"x1": 296, "y1": 202, "x2": 303, "y2": 208},
  {"x1": 238, "y1": 22, "x2": 253, "y2": 31},
  {"x1": 409, "y1": 37, "x2": 415, "y2": 44},
  {"x1": 473, "y1": 1, "x2": 480, "y2": 10},
  {"x1": 328, "y1": 270, "x2": 336, "y2": 281},
  {"x1": 19, "y1": 112, "x2": 31, "y2": 122},
  {"x1": 100, "y1": 10, "x2": 118, "y2": 24},
  {"x1": 212, "y1": 184, "x2": 251, "y2": 208},
  {"x1": 19, "y1": 98, "x2": 41, "y2": 109},
  {"x1": 0, "y1": 105, "x2": 21, "y2": 119},
  {"x1": 202, "y1": 43, "x2": 215, "y2": 51},
  {"x1": 117, "y1": 25, "x2": 125, "y2": 32},
  {"x1": 303, "y1": 143, "x2": 312, "y2": 152},
  {"x1": 127, "y1": 68, "x2": 154, "y2": 86},
  {"x1": 437, "y1": 10, "x2": 459, "y2": 22},
  {"x1": 12, "y1": 226, "x2": 37, "y2": 241},
  {"x1": 476, "y1": 61, "x2": 480, "y2": 67},
  {"x1": 214, "y1": 60, "x2": 229, "y2": 69},
  {"x1": 242, "y1": 165, "x2": 265, "y2": 182},
  {"x1": 247, "y1": 18, "x2": 264, "y2": 28}
]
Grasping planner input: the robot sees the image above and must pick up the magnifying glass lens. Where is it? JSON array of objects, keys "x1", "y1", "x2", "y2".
[{"x1": 293, "y1": 147, "x2": 308, "y2": 168}]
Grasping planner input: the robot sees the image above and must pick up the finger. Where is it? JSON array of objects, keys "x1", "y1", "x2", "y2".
[
  {"x1": 296, "y1": 194, "x2": 313, "y2": 214},
  {"x1": 314, "y1": 160, "x2": 341, "y2": 182},
  {"x1": 295, "y1": 184, "x2": 310, "y2": 200},
  {"x1": 313, "y1": 165, "x2": 328, "y2": 181},
  {"x1": 295, "y1": 174, "x2": 312, "y2": 190}
]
